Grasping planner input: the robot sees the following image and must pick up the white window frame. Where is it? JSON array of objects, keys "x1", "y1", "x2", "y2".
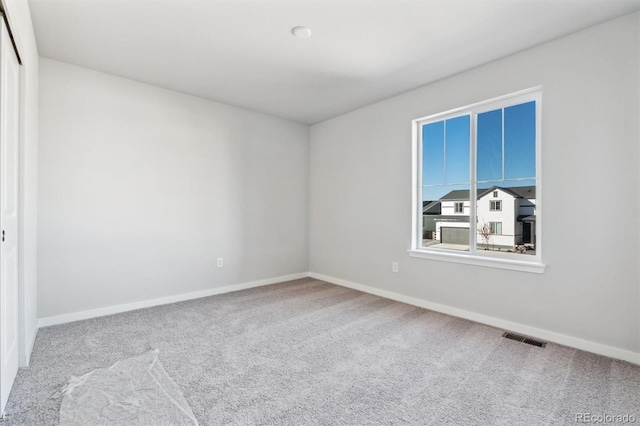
[
  {"x1": 409, "y1": 87, "x2": 544, "y2": 274},
  {"x1": 489, "y1": 222, "x2": 502, "y2": 235},
  {"x1": 454, "y1": 202, "x2": 464, "y2": 213},
  {"x1": 490, "y1": 200, "x2": 502, "y2": 211}
]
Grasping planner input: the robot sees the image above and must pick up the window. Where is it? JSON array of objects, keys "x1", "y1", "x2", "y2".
[
  {"x1": 410, "y1": 88, "x2": 543, "y2": 273},
  {"x1": 489, "y1": 222, "x2": 502, "y2": 235}
]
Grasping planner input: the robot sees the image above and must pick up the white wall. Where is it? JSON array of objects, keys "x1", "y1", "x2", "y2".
[
  {"x1": 440, "y1": 200, "x2": 470, "y2": 216},
  {"x1": 3, "y1": 0, "x2": 39, "y2": 365},
  {"x1": 310, "y1": 13, "x2": 640, "y2": 357},
  {"x1": 476, "y1": 190, "x2": 516, "y2": 247},
  {"x1": 39, "y1": 58, "x2": 309, "y2": 318}
]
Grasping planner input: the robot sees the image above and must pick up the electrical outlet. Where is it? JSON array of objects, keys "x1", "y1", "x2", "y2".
[
  {"x1": 392, "y1": 261, "x2": 398, "y2": 273},
  {"x1": 217, "y1": 257, "x2": 224, "y2": 268}
]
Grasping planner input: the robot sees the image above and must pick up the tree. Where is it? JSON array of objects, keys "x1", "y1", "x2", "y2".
[{"x1": 478, "y1": 222, "x2": 492, "y2": 250}]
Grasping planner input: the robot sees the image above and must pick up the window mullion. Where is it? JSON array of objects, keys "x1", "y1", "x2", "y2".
[
  {"x1": 443, "y1": 120, "x2": 447, "y2": 184},
  {"x1": 501, "y1": 108, "x2": 505, "y2": 181},
  {"x1": 470, "y1": 112, "x2": 477, "y2": 254}
]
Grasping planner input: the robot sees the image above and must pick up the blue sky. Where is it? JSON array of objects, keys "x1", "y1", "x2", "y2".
[{"x1": 422, "y1": 101, "x2": 536, "y2": 201}]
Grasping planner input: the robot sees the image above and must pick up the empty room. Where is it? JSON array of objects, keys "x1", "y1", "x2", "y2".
[{"x1": 0, "y1": 0, "x2": 639, "y2": 424}]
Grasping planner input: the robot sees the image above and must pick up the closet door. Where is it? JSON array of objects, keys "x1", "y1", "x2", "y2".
[{"x1": 0, "y1": 16, "x2": 20, "y2": 416}]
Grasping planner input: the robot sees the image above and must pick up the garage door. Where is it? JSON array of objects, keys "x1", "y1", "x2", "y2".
[{"x1": 441, "y1": 227, "x2": 469, "y2": 245}]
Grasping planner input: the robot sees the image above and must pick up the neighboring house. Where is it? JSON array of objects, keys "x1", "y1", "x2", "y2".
[
  {"x1": 422, "y1": 200, "x2": 441, "y2": 239},
  {"x1": 433, "y1": 186, "x2": 536, "y2": 249},
  {"x1": 432, "y1": 190, "x2": 471, "y2": 244}
]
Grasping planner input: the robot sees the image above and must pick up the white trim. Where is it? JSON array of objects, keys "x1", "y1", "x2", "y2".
[
  {"x1": 534, "y1": 93, "x2": 543, "y2": 265},
  {"x1": 35, "y1": 271, "x2": 639, "y2": 365},
  {"x1": 37, "y1": 272, "x2": 309, "y2": 328},
  {"x1": 443, "y1": 119, "x2": 447, "y2": 183},
  {"x1": 413, "y1": 86, "x2": 542, "y2": 123},
  {"x1": 469, "y1": 110, "x2": 477, "y2": 251},
  {"x1": 4, "y1": 0, "x2": 38, "y2": 369},
  {"x1": 411, "y1": 121, "x2": 420, "y2": 248},
  {"x1": 408, "y1": 249, "x2": 544, "y2": 273},
  {"x1": 309, "y1": 272, "x2": 639, "y2": 365},
  {"x1": 22, "y1": 326, "x2": 37, "y2": 367},
  {"x1": 412, "y1": 87, "x2": 543, "y2": 270}
]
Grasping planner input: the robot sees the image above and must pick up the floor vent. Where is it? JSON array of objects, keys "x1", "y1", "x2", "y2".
[{"x1": 502, "y1": 332, "x2": 547, "y2": 348}]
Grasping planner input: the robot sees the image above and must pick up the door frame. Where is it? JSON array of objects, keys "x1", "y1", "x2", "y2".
[{"x1": 0, "y1": 11, "x2": 21, "y2": 417}]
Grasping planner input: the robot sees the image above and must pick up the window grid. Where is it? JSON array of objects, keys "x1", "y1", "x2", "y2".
[{"x1": 490, "y1": 222, "x2": 502, "y2": 235}]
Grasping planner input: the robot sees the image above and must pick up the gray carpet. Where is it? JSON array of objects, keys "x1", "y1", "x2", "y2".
[{"x1": 2, "y1": 278, "x2": 639, "y2": 425}]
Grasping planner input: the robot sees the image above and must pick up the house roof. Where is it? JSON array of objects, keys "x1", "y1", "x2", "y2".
[
  {"x1": 482, "y1": 185, "x2": 536, "y2": 199},
  {"x1": 422, "y1": 200, "x2": 441, "y2": 215},
  {"x1": 440, "y1": 185, "x2": 536, "y2": 201},
  {"x1": 440, "y1": 190, "x2": 471, "y2": 201}
]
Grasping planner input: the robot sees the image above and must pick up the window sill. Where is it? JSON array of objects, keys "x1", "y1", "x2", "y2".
[{"x1": 407, "y1": 249, "x2": 545, "y2": 274}]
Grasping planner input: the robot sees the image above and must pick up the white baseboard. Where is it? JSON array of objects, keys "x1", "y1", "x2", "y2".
[
  {"x1": 19, "y1": 324, "x2": 38, "y2": 367},
  {"x1": 36, "y1": 270, "x2": 639, "y2": 365},
  {"x1": 37, "y1": 272, "x2": 310, "y2": 328},
  {"x1": 25, "y1": 325, "x2": 38, "y2": 365},
  {"x1": 309, "y1": 272, "x2": 640, "y2": 365}
]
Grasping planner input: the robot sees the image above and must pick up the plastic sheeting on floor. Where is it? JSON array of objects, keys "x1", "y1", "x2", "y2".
[{"x1": 59, "y1": 349, "x2": 198, "y2": 425}]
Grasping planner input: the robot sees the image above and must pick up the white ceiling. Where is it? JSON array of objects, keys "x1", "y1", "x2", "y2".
[{"x1": 29, "y1": 0, "x2": 640, "y2": 124}]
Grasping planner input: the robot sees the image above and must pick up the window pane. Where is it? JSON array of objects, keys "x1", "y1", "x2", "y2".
[
  {"x1": 488, "y1": 222, "x2": 503, "y2": 235},
  {"x1": 477, "y1": 109, "x2": 502, "y2": 182},
  {"x1": 422, "y1": 184, "x2": 469, "y2": 252},
  {"x1": 422, "y1": 121, "x2": 444, "y2": 185},
  {"x1": 444, "y1": 115, "x2": 470, "y2": 184},
  {"x1": 505, "y1": 101, "x2": 536, "y2": 179},
  {"x1": 476, "y1": 180, "x2": 536, "y2": 255}
]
